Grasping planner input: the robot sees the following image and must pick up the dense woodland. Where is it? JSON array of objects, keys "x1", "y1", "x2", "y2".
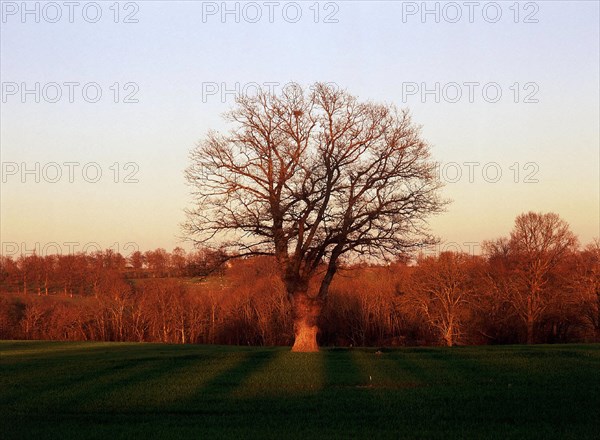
[
  {"x1": 1, "y1": 247, "x2": 598, "y2": 346},
  {"x1": 1, "y1": 217, "x2": 599, "y2": 347}
]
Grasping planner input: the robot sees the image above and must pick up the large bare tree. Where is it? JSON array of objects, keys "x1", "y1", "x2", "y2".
[{"x1": 184, "y1": 83, "x2": 444, "y2": 351}]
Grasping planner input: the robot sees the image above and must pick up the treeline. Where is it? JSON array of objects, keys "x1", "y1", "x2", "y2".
[
  {"x1": 0, "y1": 247, "x2": 226, "y2": 297},
  {"x1": 1, "y1": 214, "x2": 599, "y2": 347},
  {"x1": 1, "y1": 248, "x2": 598, "y2": 347}
]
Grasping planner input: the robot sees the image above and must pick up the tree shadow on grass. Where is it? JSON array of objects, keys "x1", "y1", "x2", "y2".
[
  {"x1": 312, "y1": 348, "x2": 391, "y2": 435},
  {"x1": 3, "y1": 345, "x2": 600, "y2": 440},
  {"x1": 3, "y1": 344, "x2": 269, "y2": 415},
  {"x1": 174, "y1": 347, "x2": 280, "y2": 412},
  {"x1": 232, "y1": 350, "x2": 325, "y2": 398},
  {"x1": 185, "y1": 349, "x2": 330, "y2": 438},
  {"x1": 5, "y1": 353, "x2": 205, "y2": 414},
  {"x1": 0, "y1": 341, "x2": 117, "y2": 358}
]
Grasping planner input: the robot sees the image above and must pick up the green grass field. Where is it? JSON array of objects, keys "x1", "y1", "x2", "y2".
[{"x1": 1, "y1": 342, "x2": 599, "y2": 439}]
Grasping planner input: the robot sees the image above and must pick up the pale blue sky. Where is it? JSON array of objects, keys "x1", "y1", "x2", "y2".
[{"x1": 1, "y1": 1, "x2": 599, "y2": 255}]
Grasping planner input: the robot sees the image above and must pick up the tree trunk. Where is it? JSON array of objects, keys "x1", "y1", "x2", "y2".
[
  {"x1": 444, "y1": 325, "x2": 454, "y2": 347},
  {"x1": 526, "y1": 316, "x2": 535, "y2": 344},
  {"x1": 291, "y1": 293, "x2": 322, "y2": 352}
]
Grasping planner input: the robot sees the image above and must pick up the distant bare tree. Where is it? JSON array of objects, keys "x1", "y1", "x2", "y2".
[
  {"x1": 145, "y1": 249, "x2": 169, "y2": 278},
  {"x1": 571, "y1": 239, "x2": 600, "y2": 340},
  {"x1": 184, "y1": 83, "x2": 445, "y2": 351},
  {"x1": 486, "y1": 212, "x2": 578, "y2": 344},
  {"x1": 410, "y1": 252, "x2": 478, "y2": 346},
  {"x1": 129, "y1": 251, "x2": 145, "y2": 277}
]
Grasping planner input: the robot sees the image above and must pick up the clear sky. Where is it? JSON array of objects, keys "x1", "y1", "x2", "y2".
[{"x1": 1, "y1": 0, "x2": 599, "y2": 257}]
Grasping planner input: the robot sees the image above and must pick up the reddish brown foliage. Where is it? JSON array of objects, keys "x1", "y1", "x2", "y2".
[{"x1": 1, "y1": 225, "x2": 598, "y2": 346}]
